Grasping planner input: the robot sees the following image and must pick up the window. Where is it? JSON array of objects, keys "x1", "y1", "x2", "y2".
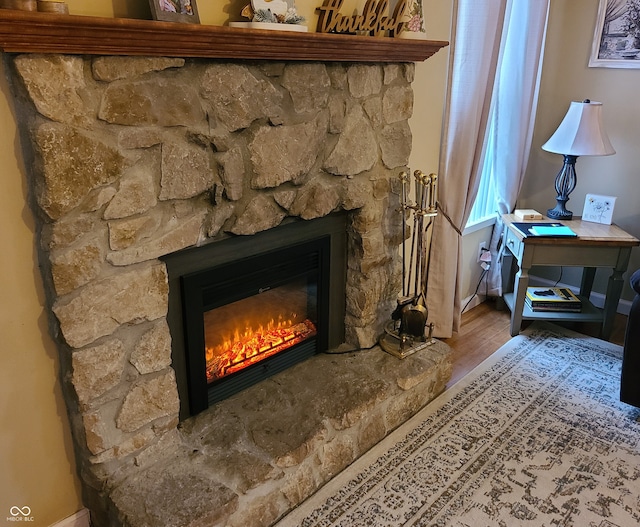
[{"x1": 464, "y1": 0, "x2": 549, "y2": 228}]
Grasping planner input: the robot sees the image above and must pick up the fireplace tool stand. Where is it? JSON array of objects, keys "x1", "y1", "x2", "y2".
[{"x1": 380, "y1": 170, "x2": 438, "y2": 359}]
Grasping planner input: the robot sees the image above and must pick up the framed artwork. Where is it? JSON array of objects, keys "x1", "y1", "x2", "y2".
[
  {"x1": 589, "y1": 0, "x2": 640, "y2": 68},
  {"x1": 149, "y1": 0, "x2": 200, "y2": 24},
  {"x1": 582, "y1": 194, "x2": 616, "y2": 224}
]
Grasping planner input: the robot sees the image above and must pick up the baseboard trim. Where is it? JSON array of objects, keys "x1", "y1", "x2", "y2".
[
  {"x1": 50, "y1": 509, "x2": 90, "y2": 527},
  {"x1": 461, "y1": 293, "x2": 486, "y2": 314}
]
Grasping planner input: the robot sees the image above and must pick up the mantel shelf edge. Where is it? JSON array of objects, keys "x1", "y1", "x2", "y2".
[{"x1": 0, "y1": 10, "x2": 449, "y2": 63}]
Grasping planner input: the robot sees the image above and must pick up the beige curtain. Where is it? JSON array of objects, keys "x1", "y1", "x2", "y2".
[{"x1": 426, "y1": 0, "x2": 549, "y2": 337}]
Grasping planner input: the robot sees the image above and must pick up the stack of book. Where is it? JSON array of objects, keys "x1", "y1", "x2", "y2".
[{"x1": 525, "y1": 287, "x2": 582, "y2": 312}]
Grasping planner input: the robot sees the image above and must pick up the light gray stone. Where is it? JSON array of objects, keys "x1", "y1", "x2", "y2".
[
  {"x1": 53, "y1": 262, "x2": 168, "y2": 348},
  {"x1": 51, "y1": 240, "x2": 105, "y2": 296},
  {"x1": 215, "y1": 147, "x2": 245, "y2": 201},
  {"x1": 282, "y1": 63, "x2": 331, "y2": 114},
  {"x1": 273, "y1": 189, "x2": 297, "y2": 211},
  {"x1": 205, "y1": 201, "x2": 235, "y2": 237},
  {"x1": 289, "y1": 180, "x2": 340, "y2": 220},
  {"x1": 116, "y1": 370, "x2": 180, "y2": 433},
  {"x1": 383, "y1": 63, "x2": 402, "y2": 85},
  {"x1": 82, "y1": 407, "x2": 113, "y2": 455},
  {"x1": 104, "y1": 160, "x2": 158, "y2": 219},
  {"x1": 249, "y1": 115, "x2": 327, "y2": 189},
  {"x1": 324, "y1": 105, "x2": 378, "y2": 176},
  {"x1": 33, "y1": 123, "x2": 125, "y2": 220},
  {"x1": 383, "y1": 85, "x2": 414, "y2": 123},
  {"x1": 99, "y1": 79, "x2": 204, "y2": 126},
  {"x1": 107, "y1": 208, "x2": 207, "y2": 265},
  {"x1": 82, "y1": 187, "x2": 117, "y2": 213},
  {"x1": 92, "y1": 57, "x2": 185, "y2": 82},
  {"x1": 14, "y1": 55, "x2": 93, "y2": 127},
  {"x1": 347, "y1": 64, "x2": 383, "y2": 98},
  {"x1": 117, "y1": 128, "x2": 164, "y2": 149},
  {"x1": 108, "y1": 213, "x2": 162, "y2": 251},
  {"x1": 42, "y1": 214, "x2": 98, "y2": 250},
  {"x1": 229, "y1": 194, "x2": 286, "y2": 235},
  {"x1": 379, "y1": 121, "x2": 412, "y2": 169},
  {"x1": 130, "y1": 321, "x2": 173, "y2": 375},
  {"x1": 326, "y1": 63, "x2": 348, "y2": 90},
  {"x1": 340, "y1": 179, "x2": 373, "y2": 211},
  {"x1": 112, "y1": 465, "x2": 239, "y2": 527},
  {"x1": 328, "y1": 94, "x2": 347, "y2": 134},
  {"x1": 363, "y1": 96, "x2": 383, "y2": 128},
  {"x1": 201, "y1": 63, "x2": 282, "y2": 132},
  {"x1": 72, "y1": 338, "x2": 126, "y2": 406},
  {"x1": 159, "y1": 140, "x2": 214, "y2": 200}
]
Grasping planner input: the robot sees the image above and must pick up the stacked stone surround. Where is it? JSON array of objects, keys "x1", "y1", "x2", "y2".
[{"x1": 7, "y1": 54, "x2": 449, "y2": 526}]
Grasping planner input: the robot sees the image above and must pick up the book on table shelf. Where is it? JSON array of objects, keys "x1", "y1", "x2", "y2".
[{"x1": 525, "y1": 287, "x2": 582, "y2": 312}]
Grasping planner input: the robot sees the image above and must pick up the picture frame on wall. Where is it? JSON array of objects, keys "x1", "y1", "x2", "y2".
[
  {"x1": 149, "y1": 0, "x2": 200, "y2": 24},
  {"x1": 589, "y1": 0, "x2": 640, "y2": 68}
]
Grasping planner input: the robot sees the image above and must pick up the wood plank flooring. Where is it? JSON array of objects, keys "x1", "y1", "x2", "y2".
[{"x1": 443, "y1": 299, "x2": 628, "y2": 389}]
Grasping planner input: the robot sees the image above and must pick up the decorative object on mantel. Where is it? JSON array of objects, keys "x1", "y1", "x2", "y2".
[
  {"x1": 148, "y1": 0, "x2": 199, "y2": 24},
  {"x1": 398, "y1": 0, "x2": 427, "y2": 39},
  {"x1": 380, "y1": 170, "x2": 438, "y2": 359},
  {"x1": 316, "y1": 0, "x2": 407, "y2": 37},
  {"x1": 230, "y1": 0, "x2": 307, "y2": 32},
  {"x1": 0, "y1": 0, "x2": 36, "y2": 11},
  {"x1": 36, "y1": 0, "x2": 68, "y2": 14}
]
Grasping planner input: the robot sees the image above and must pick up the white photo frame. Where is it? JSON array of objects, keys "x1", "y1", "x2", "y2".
[
  {"x1": 589, "y1": 0, "x2": 640, "y2": 68},
  {"x1": 582, "y1": 194, "x2": 616, "y2": 224}
]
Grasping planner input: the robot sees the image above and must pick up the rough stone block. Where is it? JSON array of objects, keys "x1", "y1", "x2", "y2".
[
  {"x1": 116, "y1": 369, "x2": 180, "y2": 433},
  {"x1": 34, "y1": 123, "x2": 126, "y2": 220},
  {"x1": 53, "y1": 262, "x2": 168, "y2": 348}
]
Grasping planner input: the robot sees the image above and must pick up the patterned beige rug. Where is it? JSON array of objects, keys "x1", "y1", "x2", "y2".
[{"x1": 276, "y1": 322, "x2": 640, "y2": 526}]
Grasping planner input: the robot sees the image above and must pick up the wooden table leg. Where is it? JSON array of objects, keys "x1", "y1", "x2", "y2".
[
  {"x1": 510, "y1": 265, "x2": 530, "y2": 337},
  {"x1": 601, "y1": 248, "x2": 632, "y2": 340}
]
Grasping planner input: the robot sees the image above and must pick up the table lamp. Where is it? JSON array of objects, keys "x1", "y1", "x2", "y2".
[{"x1": 542, "y1": 99, "x2": 615, "y2": 220}]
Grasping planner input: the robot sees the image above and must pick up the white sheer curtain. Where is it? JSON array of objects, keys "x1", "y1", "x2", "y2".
[{"x1": 425, "y1": 0, "x2": 550, "y2": 337}]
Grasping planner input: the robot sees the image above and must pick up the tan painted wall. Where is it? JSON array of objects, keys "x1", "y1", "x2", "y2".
[
  {"x1": 520, "y1": 0, "x2": 640, "y2": 299},
  {"x1": 0, "y1": 1, "x2": 452, "y2": 525}
]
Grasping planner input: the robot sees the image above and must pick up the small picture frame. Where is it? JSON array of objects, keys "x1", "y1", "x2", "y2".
[
  {"x1": 582, "y1": 194, "x2": 616, "y2": 225},
  {"x1": 149, "y1": 0, "x2": 200, "y2": 24}
]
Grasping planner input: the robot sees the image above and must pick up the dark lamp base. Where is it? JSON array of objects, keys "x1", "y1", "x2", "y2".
[{"x1": 547, "y1": 199, "x2": 573, "y2": 220}]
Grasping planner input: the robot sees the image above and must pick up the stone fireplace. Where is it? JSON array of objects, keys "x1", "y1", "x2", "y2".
[{"x1": 2, "y1": 13, "x2": 450, "y2": 527}]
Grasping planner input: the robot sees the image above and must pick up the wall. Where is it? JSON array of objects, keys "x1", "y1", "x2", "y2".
[
  {"x1": 520, "y1": 0, "x2": 640, "y2": 301},
  {"x1": 0, "y1": 1, "x2": 452, "y2": 525}
]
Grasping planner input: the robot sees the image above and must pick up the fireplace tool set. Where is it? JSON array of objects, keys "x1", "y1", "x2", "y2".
[{"x1": 380, "y1": 170, "x2": 438, "y2": 359}]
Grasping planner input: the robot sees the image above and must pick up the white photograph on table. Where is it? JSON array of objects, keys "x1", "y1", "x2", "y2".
[{"x1": 582, "y1": 194, "x2": 616, "y2": 224}]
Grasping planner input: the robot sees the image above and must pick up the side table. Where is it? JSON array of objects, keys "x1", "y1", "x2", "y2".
[{"x1": 502, "y1": 214, "x2": 639, "y2": 339}]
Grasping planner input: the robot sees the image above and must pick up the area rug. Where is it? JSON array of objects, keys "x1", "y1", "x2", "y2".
[{"x1": 276, "y1": 322, "x2": 640, "y2": 526}]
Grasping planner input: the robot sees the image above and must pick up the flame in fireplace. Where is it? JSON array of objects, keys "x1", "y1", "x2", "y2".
[{"x1": 205, "y1": 317, "x2": 317, "y2": 383}]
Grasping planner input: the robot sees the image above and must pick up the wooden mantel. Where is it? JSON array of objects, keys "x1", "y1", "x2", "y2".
[{"x1": 0, "y1": 10, "x2": 448, "y2": 63}]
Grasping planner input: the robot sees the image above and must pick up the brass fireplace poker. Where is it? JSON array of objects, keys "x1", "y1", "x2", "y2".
[{"x1": 380, "y1": 169, "x2": 438, "y2": 359}]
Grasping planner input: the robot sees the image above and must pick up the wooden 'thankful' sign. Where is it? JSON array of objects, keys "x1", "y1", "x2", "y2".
[{"x1": 316, "y1": 0, "x2": 408, "y2": 38}]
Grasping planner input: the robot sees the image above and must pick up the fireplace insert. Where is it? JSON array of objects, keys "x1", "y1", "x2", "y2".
[{"x1": 163, "y1": 215, "x2": 347, "y2": 418}]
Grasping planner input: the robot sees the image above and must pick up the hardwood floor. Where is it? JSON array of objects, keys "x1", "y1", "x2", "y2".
[{"x1": 442, "y1": 299, "x2": 628, "y2": 388}]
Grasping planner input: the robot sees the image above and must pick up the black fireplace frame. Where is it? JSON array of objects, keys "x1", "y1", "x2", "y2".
[
  {"x1": 181, "y1": 236, "x2": 329, "y2": 414},
  {"x1": 163, "y1": 214, "x2": 348, "y2": 419}
]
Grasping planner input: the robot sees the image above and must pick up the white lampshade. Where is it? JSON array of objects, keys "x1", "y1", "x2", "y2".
[{"x1": 542, "y1": 100, "x2": 615, "y2": 157}]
